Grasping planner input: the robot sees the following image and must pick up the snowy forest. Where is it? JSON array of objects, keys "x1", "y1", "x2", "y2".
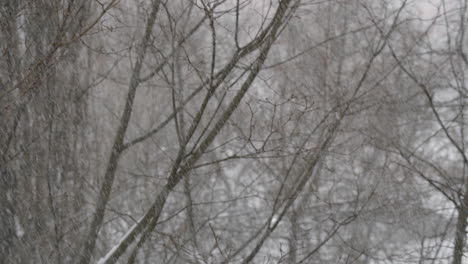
[{"x1": 1, "y1": 0, "x2": 468, "y2": 263}]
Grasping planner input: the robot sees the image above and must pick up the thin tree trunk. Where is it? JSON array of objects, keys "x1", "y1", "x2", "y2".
[
  {"x1": 77, "y1": 1, "x2": 161, "y2": 263},
  {"x1": 452, "y1": 188, "x2": 468, "y2": 264},
  {"x1": 96, "y1": 3, "x2": 295, "y2": 263}
]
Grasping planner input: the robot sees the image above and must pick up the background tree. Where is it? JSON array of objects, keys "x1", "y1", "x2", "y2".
[{"x1": 2, "y1": 0, "x2": 467, "y2": 263}]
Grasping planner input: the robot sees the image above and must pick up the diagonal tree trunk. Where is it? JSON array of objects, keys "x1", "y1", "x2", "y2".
[
  {"x1": 77, "y1": 1, "x2": 162, "y2": 263},
  {"x1": 96, "y1": 2, "x2": 298, "y2": 263}
]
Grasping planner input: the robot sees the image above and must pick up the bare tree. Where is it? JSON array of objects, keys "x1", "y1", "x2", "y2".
[{"x1": 3, "y1": 0, "x2": 467, "y2": 263}]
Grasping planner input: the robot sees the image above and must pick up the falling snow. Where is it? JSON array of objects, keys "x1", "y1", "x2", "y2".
[{"x1": 1, "y1": 0, "x2": 468, "y2": 263}]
